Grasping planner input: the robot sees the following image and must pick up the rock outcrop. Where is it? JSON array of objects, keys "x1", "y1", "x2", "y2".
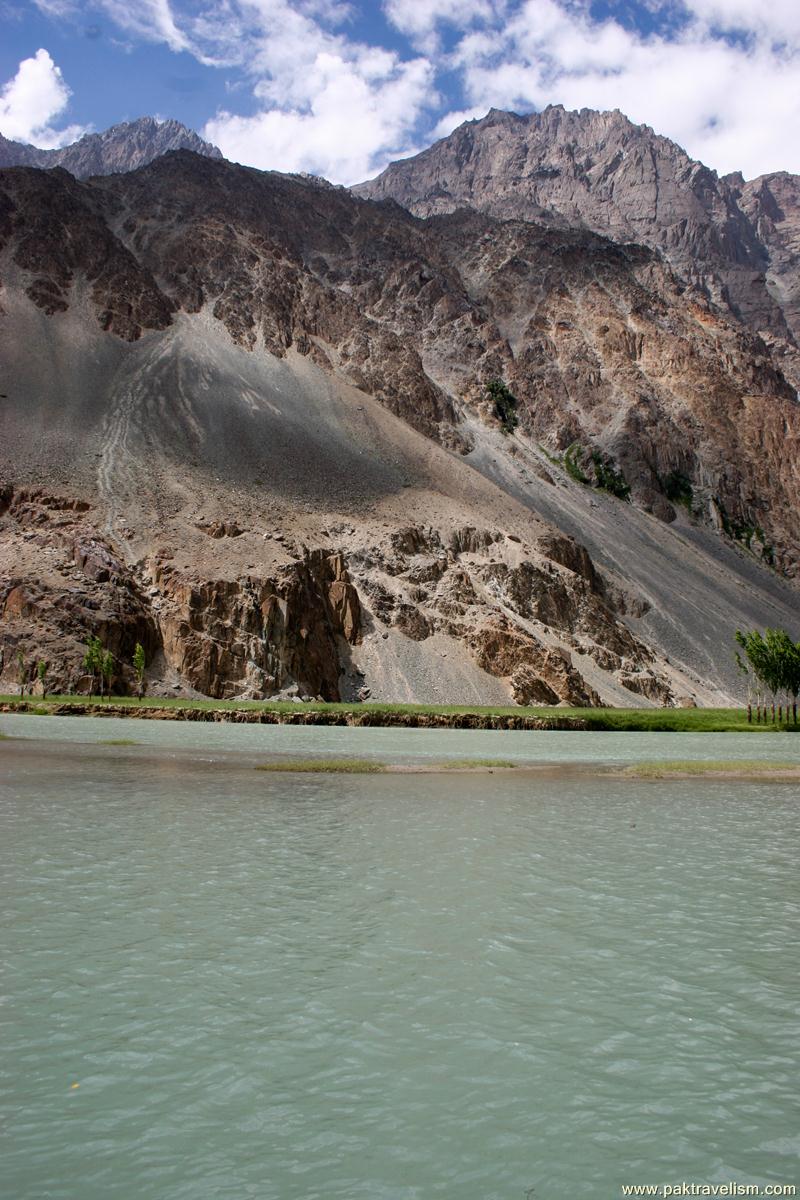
[
  {"x1": 0, "y1": 488, "x2": 362, "y2": 700},
  {"x1": 0, "y1": 488, "x2": 679, "y2": 706},
  {"x1": 348, "y1": 522, "x2": 672, "y2": 706},
  {"x1": 736, "y1": 171, "x2": 800, "y2": 361},
  {"x1": 152, "y1": 550, "x2": 361, "y2": 700}
]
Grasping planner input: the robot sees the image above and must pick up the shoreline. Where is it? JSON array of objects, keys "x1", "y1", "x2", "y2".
[
  {"x1": 1, "y1": 700, "x2": 588, "y2": 731},
  {"x1": 2, "y1": 697, "x2": 799, "y2": 733}
]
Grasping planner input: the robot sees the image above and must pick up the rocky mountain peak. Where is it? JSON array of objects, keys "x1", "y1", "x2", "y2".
[
  {"x1": 355, "y1": 105, "x2": 800, "y2": 385},
  {"x1": 0, "y1": 116, "x2": 222, "y2": 179}
]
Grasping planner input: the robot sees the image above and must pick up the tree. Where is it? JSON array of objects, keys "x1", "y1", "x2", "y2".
[
  {"x1": 591, "y1": 452, "x2": 631, "y2": 500},
  {"x1": 100, "y1": 650, "x2": 114, "y2": 699},
  {"x1": 735, "y1": 629, "x2": 776, "y2": 721},
  {"x1": 17, "y1": 648, "x2": 27, "y2": 698},
  {"x1": 82, "y1": 636, "x2": 103, "y2": 697},
  {"x1": 787, "y1": 641, "x2": 800, "y2": 725},
  {"x1": 769, "y1": 628, "x2": 800, "y2": 725},
  {"x1": 133, "y1": 642, "x2": 146, "y2": 699},
  {"x1": 37, "y1": 660, "x2": 47, "y2": 699},
  {"x1": 735, "y1": 627, "x2": 800, "y2": 724}
]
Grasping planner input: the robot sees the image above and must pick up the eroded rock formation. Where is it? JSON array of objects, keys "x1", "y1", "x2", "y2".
[{"x1": 1, "y1": 489, "x2": 680, "y2": 706}]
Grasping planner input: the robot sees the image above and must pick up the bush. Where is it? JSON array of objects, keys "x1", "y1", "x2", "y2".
[
  {"x1": 564, "y1": 442, "x2": 589, "y2": 484},
  {"x1": 663, "y1": 469, "x2": 693, "y2": 509},
  {"x1": 591, "y1": 452, "x2": 631, "y2": 500},
  {"x1": 717, "y1": 501, "x2": 774, "y2": 563},
  {"x1": 486, "y1": 379, "x2": 519, "y2": 434}
]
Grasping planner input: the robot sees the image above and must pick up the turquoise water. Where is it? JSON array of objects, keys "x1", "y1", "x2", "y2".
[{"x1": 2, "y1": 719, "x2": 799, "y2": 1199}]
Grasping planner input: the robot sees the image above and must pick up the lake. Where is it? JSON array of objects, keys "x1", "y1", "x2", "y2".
[{"x1": 2, "y1": 716, "x2": 799, "y2": 1199}]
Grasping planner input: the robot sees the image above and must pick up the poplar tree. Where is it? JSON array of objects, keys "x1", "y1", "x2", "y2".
[
  {"x1": 133, "y1": 642, "x2": 146, "y2": 699},
  {"x1": 83, "y1": 636, "x2": 103, "y2": 697}
]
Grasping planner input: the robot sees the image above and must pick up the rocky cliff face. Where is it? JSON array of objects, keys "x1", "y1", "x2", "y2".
[
  {"x1": 355, "y1": 106, "x2": 800, "y2": 387},
  {"x1": 0, "y1": 118, "x2": 222, "y2": 178},
  {"x1": 1, "y1": 148, "x2": 798, "y2": 705},
  {"x1": 0, "y1": 486, "x2": 680, "y2": 706},
  {"x1": 1, "y1": 151, "x2": 795, "y2": 570},
  {"x1": 0, "y1": 488, "x2": 361, "y2": 700},
  {"x1": 736, "y1": 171, "x2": 800, "y2": 358}
]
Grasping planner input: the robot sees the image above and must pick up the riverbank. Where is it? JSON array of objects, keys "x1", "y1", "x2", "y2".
[{"x1": 2, "y1": 695, "x2": 797, "y2": 732}]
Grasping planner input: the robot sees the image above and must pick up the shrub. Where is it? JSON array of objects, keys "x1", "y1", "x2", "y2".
[
  {"x1": 486, "y1": 379, "x2": 519, "y2": 434},
  {"x1": 663, "y1": 469, "x2": 693, "y2": 509},
  {"x1": 591, "y1": 451, "x2": 631, "y2": 500},
  {"x1": 564, "y1": 441, "x2": 589, "y2": 484}
]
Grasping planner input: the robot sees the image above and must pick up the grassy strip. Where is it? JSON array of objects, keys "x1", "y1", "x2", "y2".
[
  {"x1": 255, "y1": 758, "x2": 385, "y2": 774},
  {"x1": 625, "y1": 759, "x2": 800, "y2": 778},
  {"x1": 1, "y1": 695, "x2": 797, "y2": 733},
  {"x1": 98, "y1": 738, "x2": 139, "y2": 746},
  {"x1": 435, "y1": 759, "x2": 518, "y2": 769}
]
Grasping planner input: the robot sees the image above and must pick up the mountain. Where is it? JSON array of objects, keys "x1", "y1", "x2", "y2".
[
  {"x1": 355, "y1": 106, "x2": 800, "y2": 388},
  {"x1": 0, "y1": 117, "x2": 222, "y2": 178},
  {"x1": 1, "y1": 150, "x2": 797, "y2": 705},
  {"x1": 735, "y1": 171, "x2": 800, "y2": 367}
]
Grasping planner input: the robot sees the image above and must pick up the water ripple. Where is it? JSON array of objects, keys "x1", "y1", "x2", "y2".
[{"x1": 1, "y1": 731, "x2": 798, "y2": 1199}]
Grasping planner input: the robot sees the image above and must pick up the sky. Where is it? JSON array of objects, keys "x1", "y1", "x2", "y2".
[{"x1": 1, "y1": 0, "x2": 799, "y2": 185}]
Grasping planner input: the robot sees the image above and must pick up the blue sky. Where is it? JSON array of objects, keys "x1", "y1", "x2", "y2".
[{"x1": 1, "y1": 1, "x2": 799, "y2": 183}]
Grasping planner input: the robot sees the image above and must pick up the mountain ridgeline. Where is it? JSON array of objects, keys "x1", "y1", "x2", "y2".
[
  {"x1": 0, "y1": 117, "x2": 222, "y2": 178},
  {"x1": 0, "y1": 108, "x2": 797, "y2": 707}
]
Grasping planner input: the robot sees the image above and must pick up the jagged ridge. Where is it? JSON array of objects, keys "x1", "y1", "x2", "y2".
[
  {"x1": 0, "y1": 117, "x2": 222, "y2": 178},
  {"x1": 355, "y1": 105, "x2": 800, "y2": 387}
]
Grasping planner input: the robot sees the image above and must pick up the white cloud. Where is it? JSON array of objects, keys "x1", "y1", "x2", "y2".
[
  {"x1": 383, "y1": 0, "x2": 498, "y2": 47},
  {"x1": 196, "y1": 2, "x2": 437, "y2": 183},
  {"x1": 99, "y1": 0, "x2": 191, "y2": 54},
  {"x1": 207, "y1": 50, "x2": 433, "y2": 182},
  {"x1": 431, "y1": 104, "x2": 490, "y2": 139},
  {"x1": 31, "y1": 0, "x2": 77, "y2": 16},
  {"x1": 26, "y1": 1, "x2": 437, "y2": 180},
  {"x1": 680, "y1": 0, "x2": 800, "y2": 42},
  {"x1": 34, "y1": 0, "x2": 192, "y2": 51},
  {"x1": 0, "y1": 48, "x2": 87, "y2": 147}
]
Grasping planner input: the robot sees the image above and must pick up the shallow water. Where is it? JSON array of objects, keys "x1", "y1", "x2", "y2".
[{"x1": 2, "y1": 720, "x2": 799, "y2": 1199}]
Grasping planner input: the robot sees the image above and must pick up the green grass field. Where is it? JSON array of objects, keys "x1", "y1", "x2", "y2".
[{"x1": 1, "y1": 693, "x2": 798, "y2": 732}]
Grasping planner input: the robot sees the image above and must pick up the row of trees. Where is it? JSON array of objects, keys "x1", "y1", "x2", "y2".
[
  {"x1": 8, "y1": 639, "x2": 147, "y2": 699},
  {"x1": 735, "y1": 628, "x2": 800, "y2": 724},
  {"x1": 82, "y1": 638, "x2": 147, "y2": 699}
]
